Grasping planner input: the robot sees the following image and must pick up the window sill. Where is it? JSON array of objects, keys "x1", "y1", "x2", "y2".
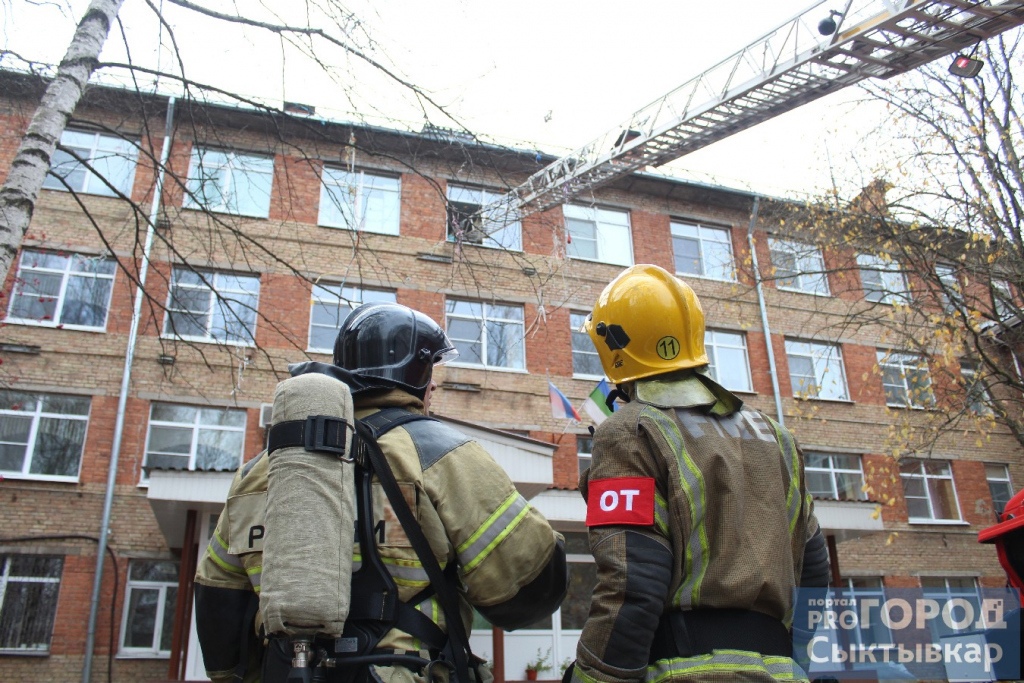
[
  {"x1": 318, "y1": 222, "x2": 398, "y2": 236},
  {"x1": 907, "y1": 518, "x2": 969, "y2": 526},
  {"x1": 447, "y1": 362, "x2": 528, "y2": 374},
  {"x1": 0, "y1": 649, "x2": 49, "y2": 657},
  {"x1": 0, "y1": 472, "x2": 79, "y2": 484},
  {"x1": 674, "y1": 272, "x2": 738, "y2": 284},
  {"x1": 776, "y1": 287, "x2": 832, "y2": 298},
  {"x1": 117, "y1": 651, "x2": 170, "y2": 660},
  {"x1": 794, "y1": 396, "x2": 854, "y2": 404},
  {"x1": 181, "y1": 205, "x2": 269, "y2": 220},
  {"x1": 160, "y1": 334, "x2": 255, "y2": 348},
  {"x1": 4, "y1": 319, "x2": 107, "y2": 333},
  {"x1": 445, "y1": 237, "x2": 523, "y2": 253},
  {"x1": 568, "y1": 255, "x2": 632, "y2": 267},
  {"x1": 572, "y1": 373, "x2": 605, "y2": 381},
  {"x1": 41, "y1": 186, "x2": 123, "y2": 199},
  {"x1": 884, "y1": 403, "x2": 936, "y2": 411}
]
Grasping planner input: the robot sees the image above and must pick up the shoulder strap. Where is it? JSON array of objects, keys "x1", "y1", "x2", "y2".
[
  {"x1": 360, "y1": 406, "x2": 436, "y2": 439},
  {"x1": 354, "y1": 418, "x2": 474, "y2": 683}
]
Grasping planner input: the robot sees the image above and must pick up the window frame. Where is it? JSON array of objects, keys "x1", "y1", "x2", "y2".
[
  {"x1": 804, "y1": 452, "x2": 867, "y2": 501},
  {"x1": 704, "y1": 329, "x2": 753, "y2": 392},
  {"x1": 768, "y1": 238, "x2": 829, "y2": 295},
  {"x1": 118, "y1": 559, "x2": 179, "y2": 658},
  {"x1": 837, "y1": 577, "x2": 892, "y2": 650},
  {"x1": 570, "y1": 311, "x2": 603, "y2": 378},
  {"x1": 42, "y1": 129, "x2": 139, "y2": 197},
  {"x1": 577, "y1": 435, "x2": 593, "y2": 477},
  {"x1": 960, "y1": 360, "x2": 993, "y2": 416},
  {"x1": 162, "y1": 269, "x2": 260, "y2": 346},
  {"x1": 445, "y1": 299, "x2": 526, "y2": 371},
  {"x1": 936, "y1": 264, "x2": 963, "y2": 314},
  {"x1": 985, "y1": 463, "x2": 1013, "y2": 515},
  {"x1": 877, "y1": 351, "x2": 935, "y2": 409},
  {"x1": 0, "y1": 391, "x2": 91, "y2": 482},
  {"x1": 142, "y1": 403, "x2": 248, "y2": 480},
  {"x1": 856, "y1": 253, "x2": 910, "y2": 305},
  {"x1": 6, "y1": 249, "x2": 116, "y2": 331},
  {"x1": 183, "y1": 147, "x2": 274, "y2": 218},
  {"x1": 563, "y1": 204, "x2": 634, "y2": 267},
  {"x1": 919, "y1": 577, "x2": 985, "y2": 637},
  {"x1": 785, "y1": 339, "x2": 849, "y2": 401},
  {"x1": 992, "y1": 279, "x2": 1014, "y2": 321},
  {"x1": 446, "y1": 184, "x2": 522, "y2": 251},
  {"x1": 319, "y1": 167, "x2": 401, "y2": 235},
  {"x1": 307, "y1": 285, "x2": 397, "y2": 353},
  {"x1": 899, "y1": 459, "x2": 962, "y2": 523},
  {"x1": 0, "y1": 554, "x2": 64, "y2": 654},
  {"x1": 671, "y1": 221, "x2": 736, "y2": 281}
]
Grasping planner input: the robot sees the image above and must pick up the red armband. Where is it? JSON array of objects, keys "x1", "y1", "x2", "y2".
[{"x1": 585, "y1": 477, "x2": 656, "y2": 527}]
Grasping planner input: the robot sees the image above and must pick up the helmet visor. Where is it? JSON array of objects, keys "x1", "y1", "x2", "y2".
[{"x1": 434, "y1": 346, "x2": 459, "y2": 366}]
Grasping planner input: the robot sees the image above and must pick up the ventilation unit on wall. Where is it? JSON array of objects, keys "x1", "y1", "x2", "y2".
[{"x1": 259, "y1": 403, "x2": 274, "y2": 428}]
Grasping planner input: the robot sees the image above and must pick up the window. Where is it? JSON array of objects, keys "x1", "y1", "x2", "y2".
[
  {"x1": 144, "y1": 403, "x2": 247, "y2": 474},
  {"x1": 43, "y1": 129, "x2": 137, "y2": 197},
  {"x1": 319, "y1": 168, "x2": 400, "y2": 235},
  {"x1": 785, "y1": 340, "x2": 848, "y2": 400},
  {"x1": 671, "y1": 221, "x2": 735, "y2": 281},
  {"x1": 445, "y1": 300, "x2": 525, "y2": 370},
  {"x1": 577, "y1": 435, "x2": 593, "y2": 477},
  {"x1": 805, "y1": 453, "x2": 866, "y2": 501},
  {"x1": 837, "y1": 578, "x2": 891, "y2": 650},
  {"x1": 878, "y1": 351, "x2": 934, "y2": 408},
  {"x1": 308, "y1": 285, "x2": 396, "y2": 353},
  {"x1": 7, "y1": 250, "x2": 116, "y2": 329},
  {"x1": 919, "y1": 577, "x2": 983, "y2": 637},
  {"x1": 899, "y1": 459, "x2": 961, "y2": 521},
  {"x1": 563, "y1": 204, "x2": 633, "y2": 266},
  {"x1": 704, "y1": 329, "x2": 752, "y2": 392},
  {"x1": 184, "y1": 148, "x2": 273, "y2": 217},
  {"x1": 163, "y1": 269, "x2": 260, "y2": 345},
  {"x1": 120, "y1": 560, "x2": 179, "y2": 657},
  {"x1": 768, "y1": 238, "x2": 829, "y2": 295},
  {"x1": 0, "y1": 555, "x2": 63, "y2": 653},
  {"x1": 570, "y1": 311, "x2": 603, "y2": 377},
  {"x1": 0, "y1": 392, "x2": 90, "y2": 481},
  {"x1": 986, "y1": 464, "x2": 1013, "y2": 515},
  {"x1": 857, "y1": 253, "x2": 910, "y2": 304},
  {"x1": 936, "y1": 264, "x2": 963, "y2": 313},
  {"x1": 960, "y1": 361, "x2": 993, "y2": 415},
  {"x1": 992, "y1": 279, "x2": 1014, "y2": 321},
  {"x1": 446, "y1": 184, "x2": 521, "y2": 251}
]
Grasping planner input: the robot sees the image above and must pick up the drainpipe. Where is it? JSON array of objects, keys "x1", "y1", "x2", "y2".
[
  {"x1": 746, "y1": 196, "x2": 785, "y2": 425},
  {"x1": 82, "y1": 95, "x2": 176, "y2": 683}
]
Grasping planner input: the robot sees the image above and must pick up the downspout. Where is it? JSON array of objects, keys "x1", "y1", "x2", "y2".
[
  {"x1": 83, "y1": 95, "x2": 176, "y2": 683},
  {"x1": 746, "y1": 196, "x2": 785, "y2": 425}
]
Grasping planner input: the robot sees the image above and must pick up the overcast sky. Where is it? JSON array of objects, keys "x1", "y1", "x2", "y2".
[{"x1": 2, "y1": 0, "x2": 895, "y2": 199}]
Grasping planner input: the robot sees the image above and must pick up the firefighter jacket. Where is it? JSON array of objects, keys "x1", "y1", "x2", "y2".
[
  {"x1": 571, "y1": 370, "x2": 829, "y2": 683},
  {"x1": 195, "y1": 385, "x2": 567, "y2": 683}
]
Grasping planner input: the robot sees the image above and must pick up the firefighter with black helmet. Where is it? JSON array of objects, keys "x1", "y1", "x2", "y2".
[
  {"x1": 566, "y1": 264, "x2": 830, "y2": 683},
  {"x1": 195, "y1": 301, "x2": 568, "y2": 683}
]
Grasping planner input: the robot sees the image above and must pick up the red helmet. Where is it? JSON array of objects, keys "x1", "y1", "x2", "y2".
[{"x1": 979, "y1": 488, "x2": 1024, "y2": 590}]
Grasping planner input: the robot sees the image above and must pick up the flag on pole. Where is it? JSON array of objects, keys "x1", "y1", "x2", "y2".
[
  {"x1": 583, "y1": 378, "x2": 617, "y2": 425},
  {"x1": 549, "y1": 382, "x2": 581, "y2": 421}
]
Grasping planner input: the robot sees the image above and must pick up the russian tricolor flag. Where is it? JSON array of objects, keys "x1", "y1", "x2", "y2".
[{"x1": 548, "y1": 382, "x2": 581, "y2": 421}]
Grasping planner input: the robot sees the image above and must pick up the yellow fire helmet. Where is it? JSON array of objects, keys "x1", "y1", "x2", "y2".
[{"x1": 585, "y1": 264, "x2": 709, "y2": 384}]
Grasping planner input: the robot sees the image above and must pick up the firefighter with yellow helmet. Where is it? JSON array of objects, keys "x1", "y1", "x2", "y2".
[
  {"x1": 195, "y1": 302, "x2": 568, "y2": 683},
  {"x1": 567, "y1": 264, "x2": 830, "y2": 683}
]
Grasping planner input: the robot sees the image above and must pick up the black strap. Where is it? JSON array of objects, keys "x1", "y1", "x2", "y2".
[
  {"x1": 232, "y1": 592, "x2": 261, "y2": 681},
  {"x1": 267, "y1": 416, "x2": 350, "y2": 457},
  {"x1": 355, "y1": 418, "x2": 474, "y2": 683},
  {"x1": 649, "y1": 608, "x2": 792, "y2": 662}
]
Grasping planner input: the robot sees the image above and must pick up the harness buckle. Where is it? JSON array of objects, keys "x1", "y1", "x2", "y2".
[{"x1": 304, "y1": 415, "x2": 353, "y2": 461}]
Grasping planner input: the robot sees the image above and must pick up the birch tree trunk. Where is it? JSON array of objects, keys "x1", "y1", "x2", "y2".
[{"x1": 0, "y1": 0, "x2": 124, "y2": 286}]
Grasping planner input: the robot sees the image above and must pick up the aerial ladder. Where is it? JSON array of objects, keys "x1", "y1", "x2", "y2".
[{"x1": 481, "y1": 0, "x2": 1024, "y2": 221}]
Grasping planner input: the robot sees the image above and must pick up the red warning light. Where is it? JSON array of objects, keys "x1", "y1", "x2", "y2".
[{"x1": 949, "y1": 54, "x2": 984, "y2": 78}]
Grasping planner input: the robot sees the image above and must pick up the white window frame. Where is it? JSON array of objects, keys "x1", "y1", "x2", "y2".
[
  {"x1": 992, "y1": 279, "x2": 1014, "y2": 321},
  {"x1": 878, "y1": 351, "x2": 935, "y2": 408},
  {"x1": 985, "y1": 463, "x2": 1013, "y2": 514},
  {"x1": 7, "y1": 250, "x2": 116, "y2": 330},
  {"x1": 804, "y1": 452, "x2": 867, "y2": 501},
  {"x1": 119, "y1": 559, "x2": 179, "y2": 658},
  {"x1": 445, "y1": 299, "x2": 525, "y2": 370},
  {"x1": 785, "y1": 339, "x2": 849, "y2": 401},
  {"x1": 163, "y1": 269, "x2": 260, "y2": 346},
  {"x1": 184, "y1": 148, "x2": 274, "y2": 218},
  {"x1": 577, "y1": 435, "x2": 593, "y2": 477},
  {"x1": 43, "y1": 129, "x2": 138, "y2": 197},
  {"x1": 671, "y1": 221, "x2": 735, "y2": 281},
  {"x1": 0, "y1": 554, "x2": 64, "y2": 654},
  {"x1": 142, "y1": 403, "x2": 248, "y2": 480},
  {"x1": 704, "y1": 329, "x2": 752, "y2": 392},
  {"x1": 563, "y1": 204, "x2": 634, "y2": 267},
  {"x1": 0, "y1": 392, "x2": 90, "y2": 482},
  {"x1": 319, "y1": 168, "x2": 400, "y2": 235},
  {"x1": 919, "y1": 577, "x2": 984, "y2": 636},
  {"x1": 899, "y1": 459, "x2": 962, "y2": 522},
  {"x1": 936, "y1": 264, "x2": 963, "y2": 313},
  {"x1": 838, "y1": 578, "x2": 892, "y2": 650},
  {"x1": 446, "y1": 184, "x2": 522, "y2": 251},
  {"x1": 857, "y1": 253, "x2": 910, "y2": 305},
  {"x1": 768, "y1": 238, "x2": 829, "y2": 295},
  {"x1": 960, "y1": 361, "x2": 993, "y2": 416},
  {"x1": 308, "y1": 285, "x2": 396, "y2": 353},
  {"x1": 570, "y1": 311, "x2": 603, "y2": 378}
]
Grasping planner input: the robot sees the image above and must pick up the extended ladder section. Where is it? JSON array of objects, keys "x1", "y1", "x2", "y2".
[{"x1": 488, "y1": 0, "x2": 1024, "y2": 219}]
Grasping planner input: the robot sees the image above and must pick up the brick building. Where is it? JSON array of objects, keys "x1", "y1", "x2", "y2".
[{"x1": 0, "y1": 70, "x2": 1019, "y2": 682}]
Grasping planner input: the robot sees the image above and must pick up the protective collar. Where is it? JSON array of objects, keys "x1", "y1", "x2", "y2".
[{"x1": 634, "y1": 368, "x2": 743, "y2": 417}]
